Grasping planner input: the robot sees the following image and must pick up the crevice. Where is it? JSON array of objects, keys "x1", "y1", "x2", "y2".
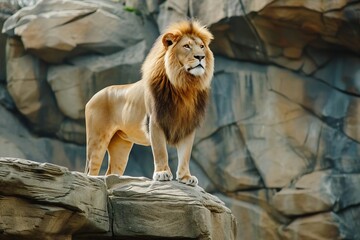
[
  {"x1": 336, "y1": 202, "x2": 360, "y2": 214},
  {"x1": 323, "y1": 1, "x2": 360, "y2": 14},
  {"x1": 0, "y1": 193, "x2": 83, "y2": 213},
  {"x1": 238, "y1": 0, "x2": 267, "y2": 60},
  {"x1": 49, "y1": 9, "x2": 97, "y2": 30},
  {"x1": 236, "y1": 122, "x2": 265, "y2": 188}
]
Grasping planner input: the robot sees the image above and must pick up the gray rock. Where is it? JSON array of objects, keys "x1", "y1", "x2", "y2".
[
  {"x1": 6, "y1": 37, "x2": 64, "y2": 133},
  {"x1": 0, "y1": 157, "x2": 237, "y2": 240},
  {"x1": 157, "y1": 0, "x2": 189, "y2": 32},
  {"x1": 0, "y1": 104, "x2": 86, "y2": 171},
  {"x1": 56, "y1": 118, "x2": 86, "y2": 145},
  {"x1": 272, "y1": 171, "x2": 336, "y2": 216},
  {"x1": 0, "y1": 157, "x2": 109, "y2": 239},
  {"x1": 47, "y1": 40, "x2": 147, "y2": 121},
  {"x1": 311, "y1": 50, "x2": 350, "y2": 85},
  {"x1": 279, "y1": 212, "x2": 341, "y2": 240},
  {"x1": 0, "y1": 83, "x2": 15, "y2": 110},
  {"x1": 193, "y1": 123, "x2": 263, "y2": 192},
  {"x1": 218, "y1": 192, "x2": 283, "y2": 240},
  {"x1": 330, "y1": 173, "x2": 360, "y2": 211},
  {"x1": 105, "y1": 175, "x2": 237, "y2": 239},
  {"x1": 3, "y1": 0, "x2": 146, "y2": 63},
  {"x1": 338, "y1": 205, "x2": 360, "y2": 240},
  {"x1": 268, "y1": 65, "x2": 360, "y2": 147}
]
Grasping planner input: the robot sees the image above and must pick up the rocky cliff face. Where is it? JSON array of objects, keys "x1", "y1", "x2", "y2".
[{"x1": 1, "y1": 0, "x2": 360, "y2": 239}]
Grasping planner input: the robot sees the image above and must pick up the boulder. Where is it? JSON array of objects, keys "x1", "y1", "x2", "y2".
[
  {"x1": 47, "y1": 40, "x2": 147, "y2": 120},
  {"x1": 272, "y1": 171, "x2": 336, "y2": 216},
  {"x1": 2, "y1": 0, "x2": 147, "y2": 63},
  {"x1": 0, "y1": 104, "x2": 86, "y2": 171},
  {"x1": 0, "y1": 157, "x2": 237, "y2": 240},
  {"x1": 273, "y1": 171, "x2": 360, "y2": 216},
  {"x1": 219, "y1": 183, "x2": 356, "y2": 240},
  {"x1": 6, "y1": 37, "x2": 64, "y2": 133},
  {"x1": 218, "y1": 192, "x2": 284, "y2": 240},
  {"x1": 104, "y1": 175, "x2": 237, "y2": 240},
  {"x1": 2, "y1": 0, "x2": 157, "y2": 143},
  {"x1": 56, "y1": 118, "x2": 86, "y2": 145},
  {"x1": 0, "y1": 157, "x2": 109, "y2": 240},
  {"x1": 280, "y1": 213, "x2": 341, "y2": 240},
  {"x1": 157, "y1": 0, "x2": 189, "y2": 31},
  {"x1": 164, "y1": 0, "x2": 360, "y2": 72},
  {"x1": 268, "y1": 66, "x2": 360, "y2": 151}
]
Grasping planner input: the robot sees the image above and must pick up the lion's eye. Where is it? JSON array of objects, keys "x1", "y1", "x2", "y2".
[
  {"x1": 200, "y1": 44, "x2": 204, "y2": 49},
  {"x1": 183, "y1": 44, "x2": 190, "y2": 49}
]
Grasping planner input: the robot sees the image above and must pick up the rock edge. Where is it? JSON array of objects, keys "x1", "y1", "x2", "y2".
[{"x1": 0, "y1": 157, "x2": 237, "y2": 240}]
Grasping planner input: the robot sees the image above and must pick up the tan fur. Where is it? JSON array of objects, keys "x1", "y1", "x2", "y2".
[{"x1": 85, "y1": 20, "x2": 214, "y2": 186}]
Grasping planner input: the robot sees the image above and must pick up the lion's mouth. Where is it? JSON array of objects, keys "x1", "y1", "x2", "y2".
[{"x1": 187, "y1": 64, "x2": 204, "y2": 72}]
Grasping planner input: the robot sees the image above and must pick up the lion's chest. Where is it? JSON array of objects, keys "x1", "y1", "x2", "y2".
[{"x1": 153, "y1": 89, "x2": 208, "y2": 145}]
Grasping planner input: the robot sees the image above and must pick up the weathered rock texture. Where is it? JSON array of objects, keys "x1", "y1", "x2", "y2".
[
  {"x1": 1, "y1": 0, "x2": 360, "y2": 239},
  {"x1": 0, "y1": 157, "x2": 236, "y2": 240},
  {"x1": 0, "y1": 157, "x2": 108, "y2": 240}
]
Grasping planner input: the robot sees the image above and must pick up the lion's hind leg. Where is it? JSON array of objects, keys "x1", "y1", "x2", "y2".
[
  {"x1": 86, "y1": 130, "x2": 112, "y2": 176},
  {"x1": 106, "y1": 132, "x2": 133, "y2": 176}
]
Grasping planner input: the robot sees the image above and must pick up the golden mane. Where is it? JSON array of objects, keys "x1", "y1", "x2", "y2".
[{"x1": 142, "y1": 20, "x2": 214, "y2": 145}]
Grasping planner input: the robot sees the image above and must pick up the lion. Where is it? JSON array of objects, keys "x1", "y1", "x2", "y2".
[{"x1": 84, "y1": 20, "x2": 214, "y2": 186}]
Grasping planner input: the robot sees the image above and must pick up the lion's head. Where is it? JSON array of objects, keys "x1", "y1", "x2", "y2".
[{"x1": 142, "y1": 20, "x2": 214, "y2": 90}]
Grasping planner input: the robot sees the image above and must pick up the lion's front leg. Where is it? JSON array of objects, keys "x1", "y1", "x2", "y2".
[
  {"x1": 176, "y1": 131, "x2": 198, "y2": 186},
  {"x1": 149, "y1": 117, "x2": 173, "y2": 181}
]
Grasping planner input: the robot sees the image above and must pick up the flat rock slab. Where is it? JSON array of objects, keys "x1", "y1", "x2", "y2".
[
  {"x1": 0, "y1": 157, "x2": 109, "y2": 239},
  {"x1": 0, "y1": 158, "x2": 237, "y2": 239},
  {"x1": 105, "y1": 175, "x2": 237, "y2": 240}
]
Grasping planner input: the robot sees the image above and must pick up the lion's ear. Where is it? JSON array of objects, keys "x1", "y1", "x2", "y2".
[{"x1": 162, "y1": 33, "x2": 177, "y2": 48}]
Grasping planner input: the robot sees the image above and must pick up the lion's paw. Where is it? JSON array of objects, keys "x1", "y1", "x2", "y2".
[
  {"x1": 153, "y1": 171, "x2": 173, "y2": 181},
  {"x1": 178, "y1": 175, "x2": 198, "y2": 186}
]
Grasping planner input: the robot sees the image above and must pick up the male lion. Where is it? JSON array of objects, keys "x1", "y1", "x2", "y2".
[{"x1": 85, "y1": 20, "x2": 214, "y2": 186}]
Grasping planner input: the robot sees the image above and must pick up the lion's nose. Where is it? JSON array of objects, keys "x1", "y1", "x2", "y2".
[{"x1": 194, "y1": 55, "x2": 205, "y2": 61}]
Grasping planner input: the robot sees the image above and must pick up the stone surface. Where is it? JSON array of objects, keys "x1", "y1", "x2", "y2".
[
  {"x1": 2, "y1": 0, "x2": 146, "y2": 63},
  {"x1": 0, "y1": 157, "x2": 109, "y2": 239},
  {"x1": 272, "y1": 171, "x2": 336, "y2": 216},
  {"x1": 219, "y1": 192, "x2": 284, "y2": 240},
  {"x1": 2, "y1": 0, "x2": 157, "y2": 144},
  {"x1": 280, "y1": 213, "x2": 341, "y2": 240},
  {"x1": 0, "y1": 157, "x2": 237, "y2": 240},
  {"x1": 193, "y1": 123, "x2": 263, "y2": 192},
  {"x1": 6, "y1": 37, "x2": 64, "y2": 133},
  {"x1": 48, "y1": 40, "x2": 146, "y2": 121},
  {"x1": 105, "y1": 175, "x2": 237, "y2": 240},
  {"x1": 0, "y1": 104, "x2": 86, "y2": 170},
  {"x1": 0, "y1": 82, "x2": 14, "y2": 109}
]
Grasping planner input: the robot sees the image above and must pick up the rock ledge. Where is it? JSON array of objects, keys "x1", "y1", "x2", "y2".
[{"x1": 0, "y1": 157, "x2": 237, "y2": 240}]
